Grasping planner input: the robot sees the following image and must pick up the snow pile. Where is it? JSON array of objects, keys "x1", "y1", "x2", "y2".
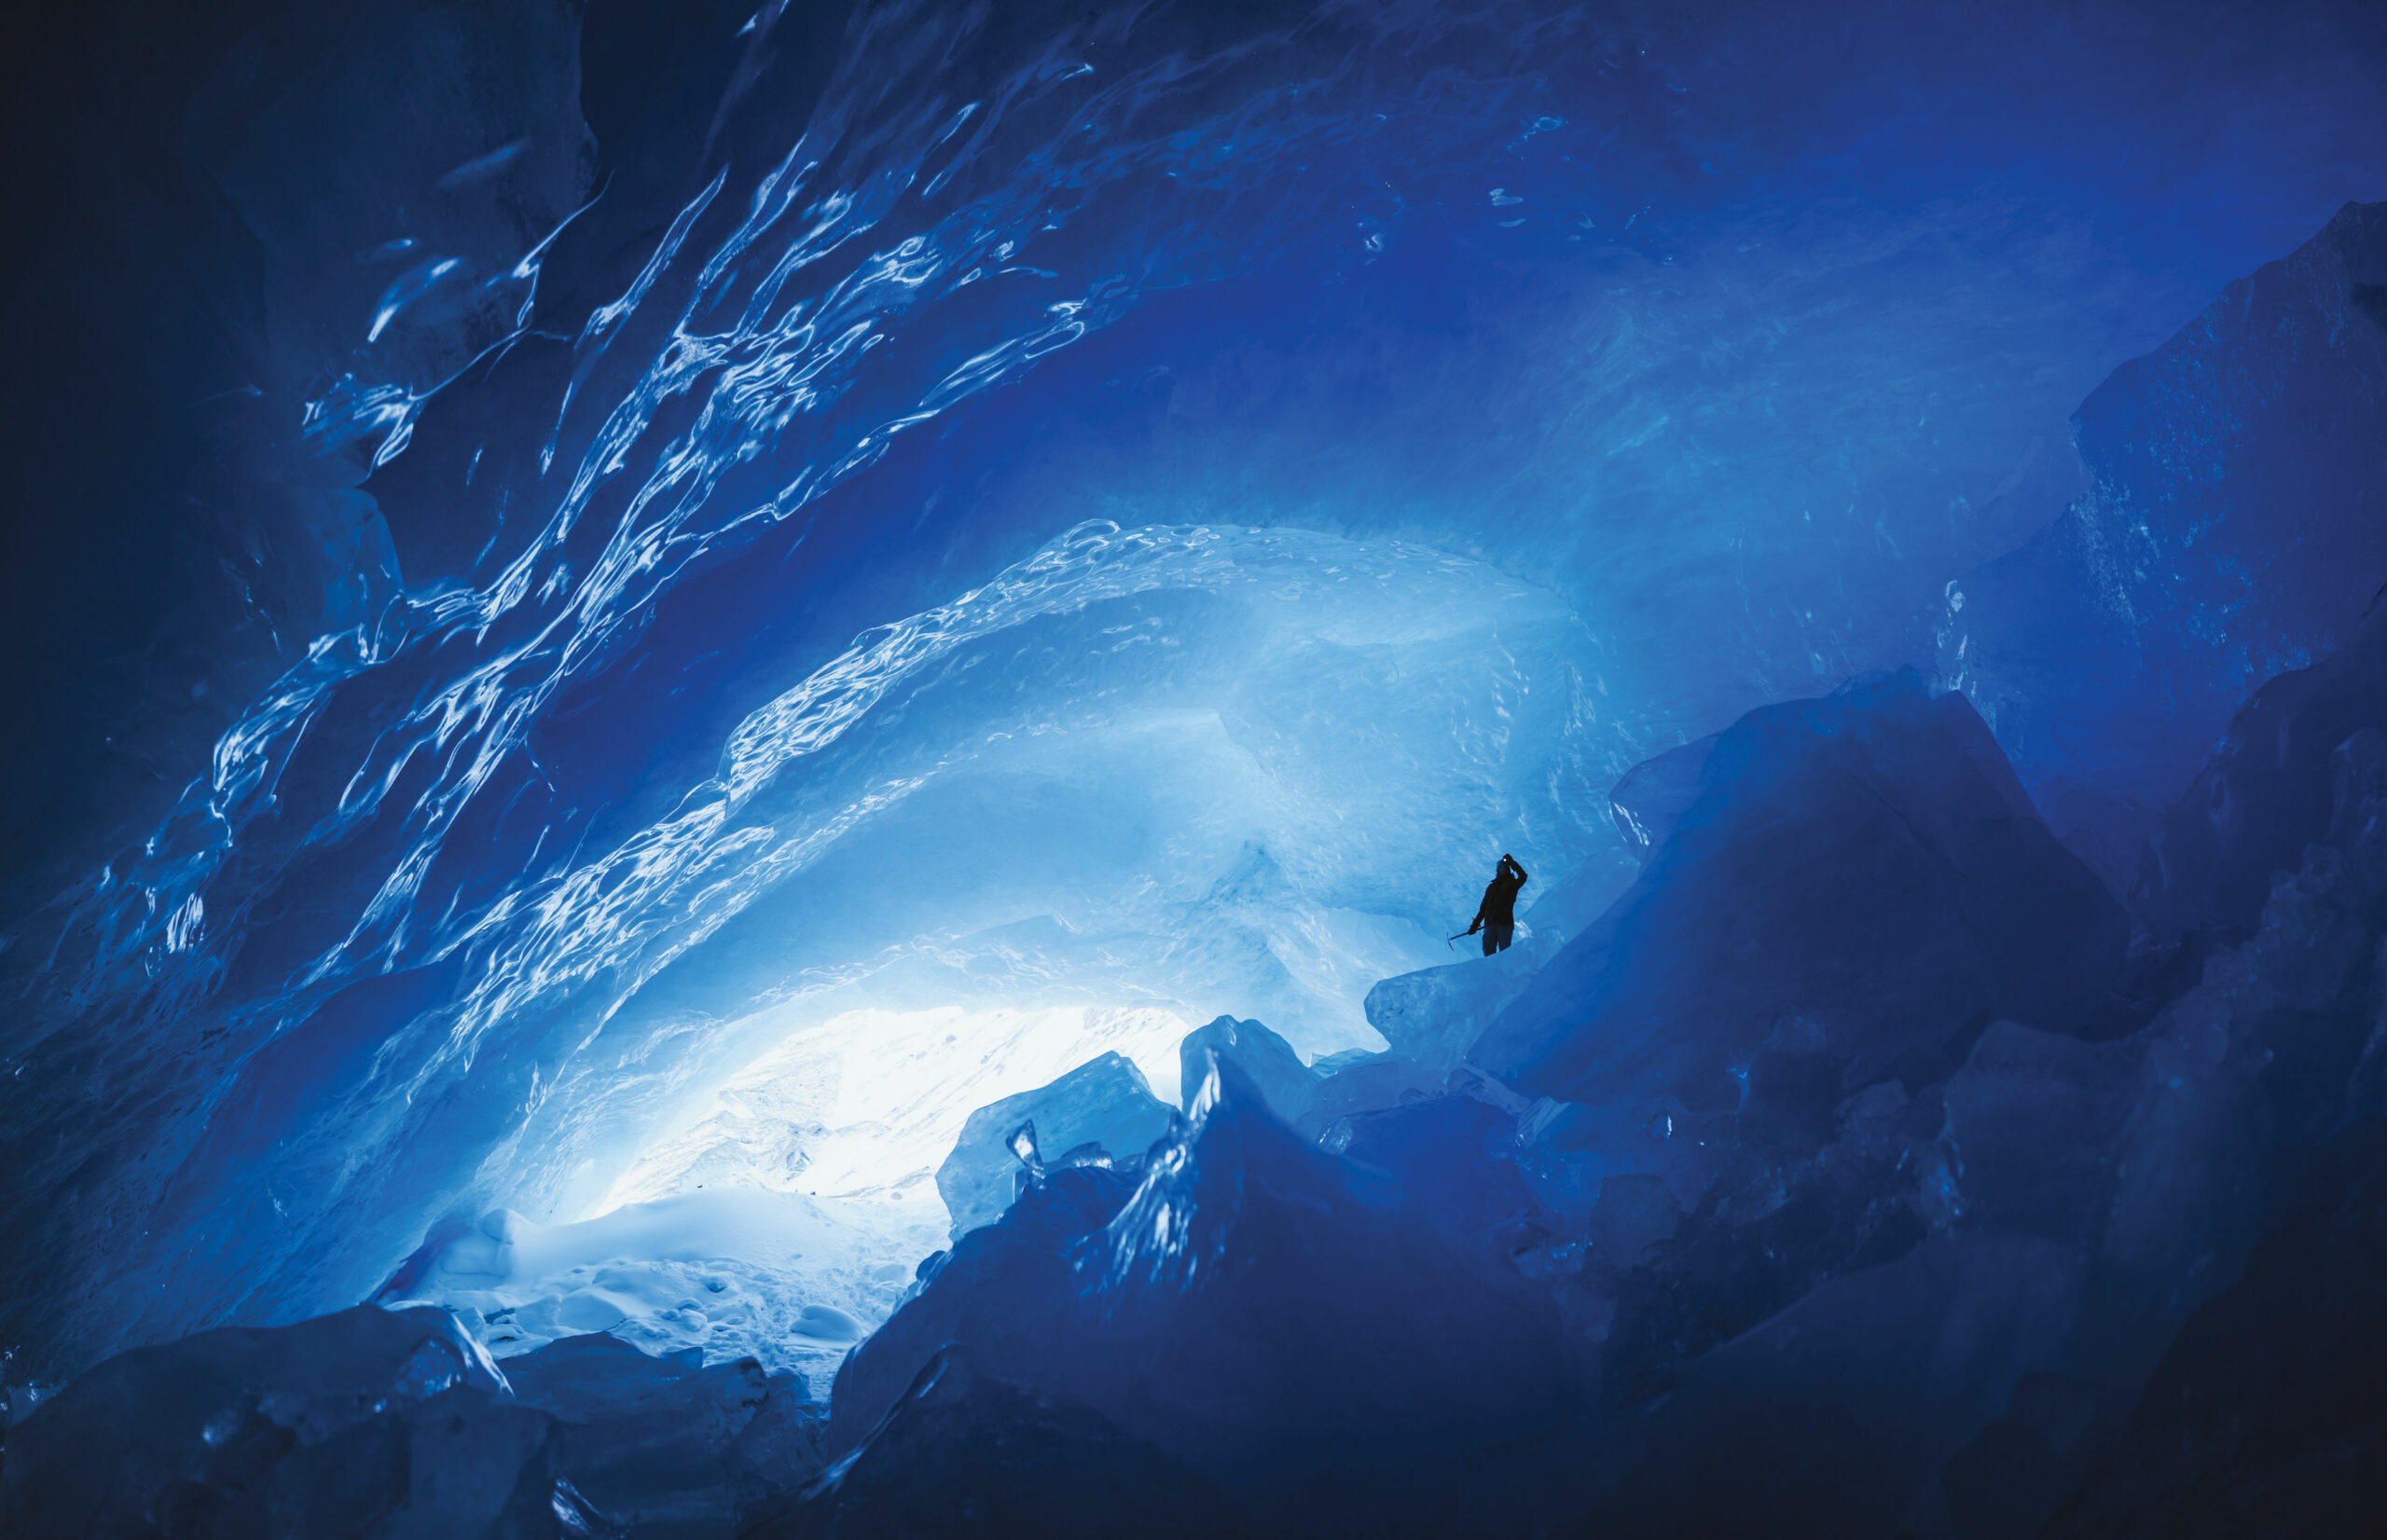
[
  {"x1": 596, "y1": 1002, "x2": 1191, "y2": 1217},
  {"x1": 381, "y1": 1189, "x2": 936, "y2": 1377}
]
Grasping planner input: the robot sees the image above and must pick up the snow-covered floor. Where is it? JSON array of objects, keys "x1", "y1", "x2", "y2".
[
  {"x1": 390, "y1": 1189, "x2": 945, "y2": 1379},
  {"x1": 393, "y1": 1001, "x2": 1204, "y2": 1376}
]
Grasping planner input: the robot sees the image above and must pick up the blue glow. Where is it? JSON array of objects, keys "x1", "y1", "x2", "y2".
[{"x1": 2, "y1": 0, "x2": 2385, "y2": 1530}]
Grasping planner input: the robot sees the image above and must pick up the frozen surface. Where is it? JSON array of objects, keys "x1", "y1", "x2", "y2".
[
  {"x1": 0, "y1": 1302, "x2": 833, "y2": 1539},
  {"x1": 599, "y1": 1003, "x2": 1192, "y2": 1218},
  {"x1": 6, "y1": 0, "x2": 2386, "y2": 1387},
  {"x1": 1364, "y1": 930, "x2": 1561, "y2": 1075},
  {"x1": 753, "y1": 1350, "x2": 1249, "y2": 1538},
  {"x1": 1948, "y1": 201, "x2": 2387, "y2": 803},
  {"x1": 0, "y1": 1304, "x2": 600, "y2": 1539},
  {"x1": 1174, "y1": 1014, "x2": 1317, "y2": 1125},
  {"x1": 17, "y1": 599, "x2": 2387, "y2": 1535},
  {"x1": 935, "y1": 1051, "x2": 1177, "y2": 1238},
  {"x1": 503, "y1": 1331, "x2": 824, "y2": 1535},
  {"x1": 827, "y1": 1059, "x2": 1568, "y2": 1528},
  {"x1": 1475, "y1": 673, "x2": 2128, "y2": 1109},
  {"x1": 4, "y1": 0, "x2": 2387, "y2": 1530},
  {"x1": 379, "y1": 1189, "x2": 938, "y2": 1377}
]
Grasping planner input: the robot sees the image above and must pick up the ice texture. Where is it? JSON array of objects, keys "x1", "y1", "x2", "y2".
[
  {"x1": 601, "y1": 1004, "x2": 1191, "y2": 1217},
  {"x1": 1174, "y1": 1014, "x2": 1317, "y2": 1124},
  {"x1": 1607, "y1": 735, "x2": 1721, "y2": 859},
  {"x1": 0, "y1": 1304, "x2": 601, "y2": 1539},
  {"x1": 1475, "y1": 671, "x2": 2128, "y2": 1110},
  {"x1": 828, "y1": 1060, "x2": 1566, "y2": 1526},
  {"x1": 0, "y1": 1302, "x2": 841, "y2": 1539},
  {"x1": 2136, "y1": 601, "x2": 2387, "y2": 935},
  {"x1": 1948, "y1": 201, "x2": 2387, "y2": 802},
  {"x1": 6, "y1": 1, "x2": 2387, "y2": 1532},
  {"x1": 1363, "y1": 931, "x2": 1558, "y2": 1075},
  {"x1": 16, "y1": 569, "x2": 2387, "y2": 1536},
  {"x1": 502, "y1": 1331, "x2": 823, "y2": 1535},
  {"x1": 750, "y1": 1350, "x2": 1251, "y2": 1538},
  {"x1": 7, "y1": 0, "x2": 2386, "y2": 1398},
  {"x1": 378, "y1": 1189, "x2": 936, "y2": 1376},
  {"x1": 934, "y1": 1051, "x2": 1177, "y2": 1238}
]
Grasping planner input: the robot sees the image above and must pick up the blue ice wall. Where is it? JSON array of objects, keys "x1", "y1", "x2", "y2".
[{"x1": 2, "y1": 0, "x2": 2386, "y2": 1395}]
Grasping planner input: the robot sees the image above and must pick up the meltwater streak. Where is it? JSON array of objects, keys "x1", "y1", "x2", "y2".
[{"x1": 0, "y1": 0, "x2": 1625, "y2": 1375}]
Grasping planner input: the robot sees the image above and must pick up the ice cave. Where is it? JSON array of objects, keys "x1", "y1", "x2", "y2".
[{"x1": 2, "y1": 0, "x2": 2385, "y2": 1533}]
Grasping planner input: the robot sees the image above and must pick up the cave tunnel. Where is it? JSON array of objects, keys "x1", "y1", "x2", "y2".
[{"x1": 4, "y1": 0, "x2": 2387, "y2": 1533}]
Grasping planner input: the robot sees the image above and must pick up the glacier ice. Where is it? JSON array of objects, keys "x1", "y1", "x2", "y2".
[
  {"x1": 1946, "y1": 200, "x2": 2387, "y2": 804},
  {"x1": 934, "y1": 1050, "x2": 1177, "y2": 1238},
  {"x1": 0, "y1": 1305, "x2": 601, "y2": 1539},
  {"x1": 1474, "y1": 671, "x2": 2128, "y2": 1110},
  {"x1": 828, "y1": 1060, "x2": 1567, "y2": 1517},
  {"x1": 1173, "y1": 1014, "x2": 1317, "y2": 1125},
  {"x1": 17, "y1": 601, "x2": 2387, "y2": 1533},
  {"x1": 5, "y1": 0, "x2": 2387, "y2": 1533},
  {"x1": 596, "y1": 1003, "x2": 1192, "y2": 1219},
  {"x1": 502, "y1": 1331, "x2": 822, "y2": 1535},
  {"x1": 752, "y1": 1349, "x2": 1250, "y2": 1539},
  {"x1": 376, "y1": 1189, "x2": 933, "y2": 1377},
  {"x1": 1363, "y1": 928, "x2": 1560, "y2": 1075}
]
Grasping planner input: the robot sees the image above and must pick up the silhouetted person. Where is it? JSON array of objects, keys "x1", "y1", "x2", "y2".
[{"x1": 1467, "y1": 853, "x2": 1529, "y2": 956}]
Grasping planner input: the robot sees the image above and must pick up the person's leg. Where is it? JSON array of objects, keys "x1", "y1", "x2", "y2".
[{"x1": 1482, "y1": 927, "x2": 1499, "y2": 956}]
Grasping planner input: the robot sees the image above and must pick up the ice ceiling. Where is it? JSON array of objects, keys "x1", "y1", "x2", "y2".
[{"x1": 2, "y1": 0, "x2": 2384, "y2": 1382}]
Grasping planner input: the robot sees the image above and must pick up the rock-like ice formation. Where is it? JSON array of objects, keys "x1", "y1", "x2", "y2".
[
  {"x1": 1948, "y1": 200, "x2": 2387, "y2": 801},
  {"x1": 0, "y1": 1305, "x2": 600, "y2": 1538},
  {"x1": 1476, "y1": 672, "x2": 2128, "y2": 1111},
  {"x1": 503, "y1": 1331, "x2": 823, "y2": 1535},
  {"x1": 933, "y1": 1051, "x2": 1178, "y2": 1238},
  {"x1": 750, "y1": 1350, "x2": 1250, "y2": 1538},
  {"x1": 1174, "y1": 1013, "x2": 1318, "y2": 1124},
  {"x1": 830, "y1": 1060, "x2": 1566, "y2": 1527},
  {"x1": 5, "y1": 2, "x2": 2387, "y2": 1531}
]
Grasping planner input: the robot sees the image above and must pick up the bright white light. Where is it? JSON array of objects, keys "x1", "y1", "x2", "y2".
[{"x1": 594, "y1": 1002, "x2": 1194, "y2": 1223}]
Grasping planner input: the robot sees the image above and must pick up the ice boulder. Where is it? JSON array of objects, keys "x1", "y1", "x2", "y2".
[
  {"x1": 1363, "y1": 930, "x2": 1558, "y2": 1074},
  {"x1": 1176, "y1": 1013, "x2": 1316, "y2": 1125},
  {"x1": 934, "y1": 1051, "x2": 1178, "y2": 1239},
  {"x1": 2136, "y1": 601, "x2": 2387, "y2": 936},
  {"x1": 1331, "y1": 1094, "x2": 1595, "y2": 1332},
  {"x1": 0, "y1": 1304, "x2": 599, "y2": 1539},
  {"x1": 1608, "y1": 734, "x2": 1722, "y2": 859},
  {"x1": 502, "y1": 1331, "x2": 823, "y2": 1535},
  {"x1": 831, "y1": 1061, "x2": 1567, "y2": 1525},
  {"x1": 1945, "y1": 199, "x2": 2387, "y2": 802},
  {"x1": 750, "y1": 1349, "x2": 1252, "y2": 1538},
  {"x1": 1941, "y1": 1021, "x2": 2148, "y2": 1244},
  {"x1": 1296, "y1": 1048, "x2": 1450, "y2": 1140},
  {"x1": 1473, "y1": 672, "x2": 2129, "y2": 1114},
  {"x1": 2040, "y1": 1119, "x2": 2387, "y2": 1540}
]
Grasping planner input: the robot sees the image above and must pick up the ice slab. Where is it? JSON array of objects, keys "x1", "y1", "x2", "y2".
[
  {"x1": 504, "y1": 1330, "x2": 823, "y2": 1533},
  {"x1": 2137, "y1": 602, "x2": 2387, "y2": 935},
  {"x1": 1175, "y1": 1013, "x2": 1317, "y2": 1124},
  {"x1": 829, "y1": 1061, "x2": 1566, "y2": 1522},
  {"x1": 1363, "y1": 928, "x2": 1560, "y2": 1074},
  {"x1": 1608, "y1": 734, "x2": 1721, "y2": 859},
  {"x1": 0, "y1": 1304, "x2": 598, "y2": 1539},
  {"x1": 1948, "y1": 200, "x2": 2387, "y2": 804},
  {"x1": 752, "y1": 1350, "x2": 1250, "y2": 1538},
  {"x1": 1475, "y1": 673, "x2": 2128, "y2": 1112},
  {"x1": 600, "y1": 1004, "x2": 1194, "y2": 1217},
  {"x1": 934, "y1": 1051, "x2": 1178, "y2": 1239}
]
